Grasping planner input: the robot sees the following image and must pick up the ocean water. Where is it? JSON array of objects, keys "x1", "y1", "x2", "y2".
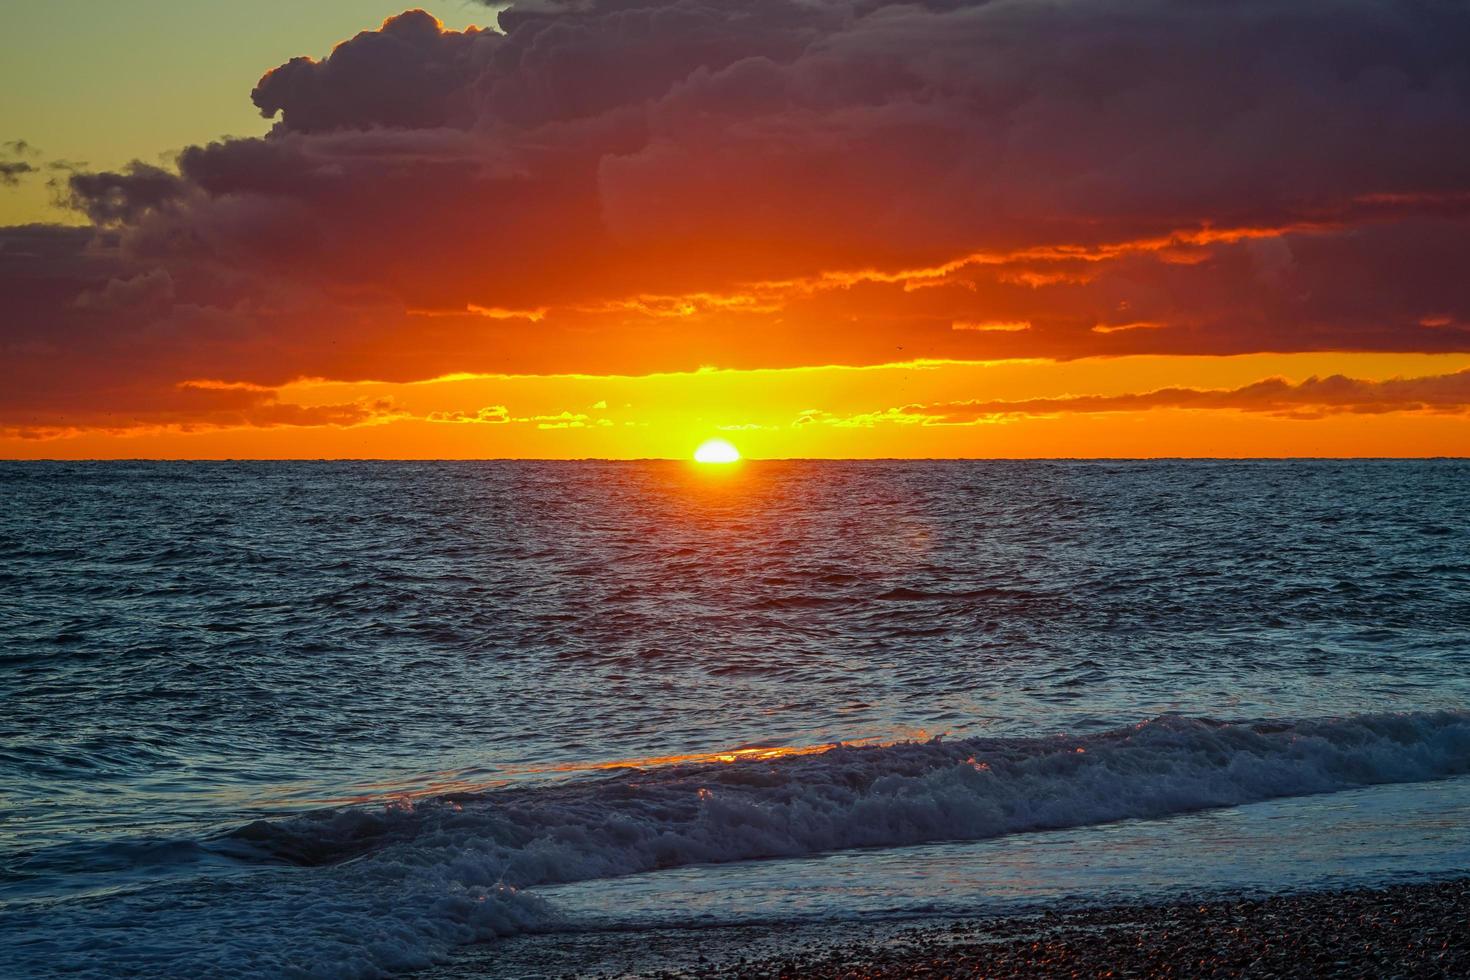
[{"x1": 2, "y1": 459, "x2": 1468, "y2": 977}]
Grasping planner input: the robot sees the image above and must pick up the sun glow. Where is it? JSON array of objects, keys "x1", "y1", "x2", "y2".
[{"x1": 693, "y1": 438, "x2": 741, "y2": 463}]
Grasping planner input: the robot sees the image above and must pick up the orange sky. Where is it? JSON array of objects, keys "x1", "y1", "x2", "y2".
[
  {"x1": 4, "y1": 4, "x2": 1470, "y2": 458},
  {"x1": 8, "y1": 353, "x2": 1470, "y2": 459}
]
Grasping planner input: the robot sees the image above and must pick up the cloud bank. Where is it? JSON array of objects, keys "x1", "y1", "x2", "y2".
[
  {"x1": 878, "y1": 369, "x2": 1470, "y2": 425},
  {"x1": 4, "y1": 0, "x2": 1470, "y2": 434}
]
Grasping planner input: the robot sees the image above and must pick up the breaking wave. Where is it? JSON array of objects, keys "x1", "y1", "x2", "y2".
[{"x1": 9, "y1": 710, "x2": 1470, "y2": 978}]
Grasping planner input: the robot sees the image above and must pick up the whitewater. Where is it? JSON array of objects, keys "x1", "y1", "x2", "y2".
[{"x1": 3, "y1": 460, "x2": 1468, "y2": 977}]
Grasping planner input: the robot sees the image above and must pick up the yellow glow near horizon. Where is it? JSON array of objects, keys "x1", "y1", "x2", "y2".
[
  {"x1": 8, "y1": 352, "x2": 1470, "y2": 459},
  {"x1": 693, "y1": 438, "x2": 742, "y2": 463}
]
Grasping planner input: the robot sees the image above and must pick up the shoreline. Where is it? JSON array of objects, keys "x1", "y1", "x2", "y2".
[{"x1": 438, "y1": 877, "x2": 1469, "y2": 978}]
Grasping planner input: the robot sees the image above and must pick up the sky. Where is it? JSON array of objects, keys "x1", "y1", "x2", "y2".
[{"x1": 3, "y1": 0, "x2": 1470, "y2": 459}]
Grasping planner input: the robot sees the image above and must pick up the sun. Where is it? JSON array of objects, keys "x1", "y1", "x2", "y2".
[{"x1": 693, "y1": 438, "x2": 741, "y2": 464}]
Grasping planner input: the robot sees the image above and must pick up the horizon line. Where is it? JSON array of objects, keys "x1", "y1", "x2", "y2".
[{"x1": 4, "y1": 456, "x2": 1467, "y2": 464}]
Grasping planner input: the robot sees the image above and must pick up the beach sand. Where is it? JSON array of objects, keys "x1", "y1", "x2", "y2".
[{"x1": 439, "y1": 878, "x2": 1468, "y2": 978}]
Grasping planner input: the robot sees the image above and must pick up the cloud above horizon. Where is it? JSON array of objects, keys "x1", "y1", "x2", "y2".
[
  {"x1": 4, "y1": 0, "x2": 1470, "y2": 440},
  {"x1": 838, "y1": 368, "x2": 1470, "y2": 427}
]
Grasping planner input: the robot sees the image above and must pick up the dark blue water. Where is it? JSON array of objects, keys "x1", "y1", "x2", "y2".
[{"x1": 3, "y1": 460, "x2": 1468, "y2": 976}]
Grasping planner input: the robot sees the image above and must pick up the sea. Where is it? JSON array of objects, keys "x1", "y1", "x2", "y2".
[{"x1": 2, "y1": 460, "x2": 1468, "y2": 977}]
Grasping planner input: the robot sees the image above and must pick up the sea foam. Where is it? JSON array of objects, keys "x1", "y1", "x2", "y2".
[{"x1": 8, "y1": 710, "x2": 1469, "y2": 978}]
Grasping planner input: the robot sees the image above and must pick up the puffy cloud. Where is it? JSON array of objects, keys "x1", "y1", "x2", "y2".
[
  {"x1": 5, "y1": 1, "x2": 1470, "y2": 435},
  {"x1": 67, "y1": 163, "x2": 185, "y2": 225},
  {"x1": 252, "y1": 10, "x2": 501, "y2": 132},
  {"x1": 100, "y1": 1, "x2": 1470, "y2": 288}
]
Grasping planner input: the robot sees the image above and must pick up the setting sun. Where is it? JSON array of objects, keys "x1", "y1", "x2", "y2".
[{"x1": 693, "y1": 438, "x2": 741, "y2": 464}]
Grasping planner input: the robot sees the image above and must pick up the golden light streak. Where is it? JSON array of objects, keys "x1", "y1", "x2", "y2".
[{"x1": 953, "y1": 320, "x2": 1033, "y2": 333}]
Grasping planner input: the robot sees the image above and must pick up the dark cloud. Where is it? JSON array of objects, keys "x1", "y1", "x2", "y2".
[
  {"x1": 67, "y1": 164, "x2": 186, "y2": 225},
  {"x1": 252, "y1": 10, "x2": 501, "y2": 132},
  {"x1": 2, "y1": 387, "x2": 392, "y2": 440},
  {"x1": 147, "y1": 1, "x2": 1470, "y2": 279},
  {"x1": 1, "y1": 140, "x2": 40, "y2": 185},
  {"x1": 4, "y1": 1, "x2": 1470, "y2": 433},
  {"x1": 0, "y1": 162, "x2": 36, "y2": 186},
  {"x1": 73, "y1": 268, "x2": 176, "y2": 313}
]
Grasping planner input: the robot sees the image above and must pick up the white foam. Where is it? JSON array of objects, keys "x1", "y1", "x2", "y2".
[{"x1": 7, "y1": 710, "x2": 1468, "y2": 977}]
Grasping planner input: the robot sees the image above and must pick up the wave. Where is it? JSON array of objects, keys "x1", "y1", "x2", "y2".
[{"x1": 10, "y1": 710, "x2": 1470, "y2": 978}]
